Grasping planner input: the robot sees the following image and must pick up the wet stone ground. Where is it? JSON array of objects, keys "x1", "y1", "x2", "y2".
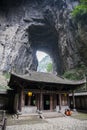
[{"x1": 7, "y1": 117, "x2": 87, "y2": 130}]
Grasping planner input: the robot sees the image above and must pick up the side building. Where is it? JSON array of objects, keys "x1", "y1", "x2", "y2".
[{"x1": 69, "y1": 91, "x2": 87, "y2": 112}]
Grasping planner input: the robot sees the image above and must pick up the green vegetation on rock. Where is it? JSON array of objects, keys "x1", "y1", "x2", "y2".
[
  {"x1": 3, "y1": 72, "x2": 10, "y2": 80},
  {"x1": 63, "y1": 65, "x2": 87, "y2": 91},
  {"x1": 46, "y1": 63, "x2": 53, "y2": 73},
  {"x1": 0, "y1": 72, "x2": 10, "y2": 91},
  {"x1": 63, "y1": 64, "x2": 87, "y2": 80},
  {"x1": 72, "y1": 0, "x2": 87, "y2": 23}
]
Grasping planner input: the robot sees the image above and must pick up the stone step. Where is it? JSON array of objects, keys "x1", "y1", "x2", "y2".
[
  {"x1": 42, "y1": 112, "x2": 64, "y2": 119},
  {"x1": 16, "y1": 112, "x2": 64, "y2": 119},
  {"x1": 17, "y1": 113, "x2": 40, "y2": 120}
]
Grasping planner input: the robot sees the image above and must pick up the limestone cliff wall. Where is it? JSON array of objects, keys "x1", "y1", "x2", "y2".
[{"x1": 0, "y1": 0, "x2": 86, "y2": 75}]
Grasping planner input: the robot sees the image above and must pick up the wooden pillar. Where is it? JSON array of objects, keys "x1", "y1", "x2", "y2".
[
  {"x1": 13, "y1": 94, "x2": 19, "y2": 112},
  {"x1": 18, "y1": 88, "x2": 24, "y2": 112},
  {"x1": 37, "y1": 94, "x2": 40, "y2": 110},
  {"x1": 50, "y1": 94, "x2": 53, "y2": 111},
  {"x1": 36, "y1": 94, "x2": 39, "y2": 110},
  {"x1": 54, "y1": 94, "x2": 57, "y2": 109},
  {"x1": 59, "y1": 93, "x2": 62, "y2": 112},
  {"x1": 39, "y1": 91, "x2": 43, "y2": 111},
  {"x1": 72, "y1": 91, "x2": 76, "y2": 111},
  {"x1": 18, "y1": 92, "x2": 21, "y2": 111},
  {"x1": 67, "y1": 94, "x2": 70, "y2": 107}
]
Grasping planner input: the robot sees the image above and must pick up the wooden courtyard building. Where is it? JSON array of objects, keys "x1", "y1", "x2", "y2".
[{"x1": 8, "y1": 71, "x2": 86, "y2": 114}]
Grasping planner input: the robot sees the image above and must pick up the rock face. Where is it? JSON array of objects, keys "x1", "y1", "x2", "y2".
[
  {"x1": 0, "y1": 0, "x2": 86, "y2": 75},
  {"x1": 76, "y1": 23, "x2": 87, "y2": 66}
]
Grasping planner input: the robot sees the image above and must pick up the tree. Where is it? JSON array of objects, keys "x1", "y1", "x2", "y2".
[{"x1": 46, "y1": 63, "x2": 53, "y2": 72}]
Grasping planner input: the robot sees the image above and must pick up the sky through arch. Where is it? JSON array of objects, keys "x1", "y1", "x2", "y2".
[
  {"x1": 36, "y1": 51, "x2": 48, "y2": 62},
  {"x1": 36, "y1": 51, "x2": 53, "y2": 73}
]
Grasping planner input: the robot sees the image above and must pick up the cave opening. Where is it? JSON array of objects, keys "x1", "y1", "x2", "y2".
[
  {"x1": 29, "y1": 20, "x2": 63, "y2": 75},
  {"x1": 36, "y1": 51, "x2": 53, "y2": 73}
]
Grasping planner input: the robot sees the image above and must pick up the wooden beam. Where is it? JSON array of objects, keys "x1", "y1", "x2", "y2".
[{"x1": 24, "y1": 89, "x2": 70, "y2": 94}]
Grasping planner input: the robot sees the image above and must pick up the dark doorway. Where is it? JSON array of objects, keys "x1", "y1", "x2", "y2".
[
  {"x1": 44, "y1": 95, "x2": 50, "y2": 110},
  {"x1": 25, "y1": 94, "x2": 36, "y2": 106},
  {"x1": 31, "y1": 94, "x2": 36, "y2": 106},
  {"x1": 57, "y1": 94, "x2": 59, "y2": 105},
  {"x1": 25, "y1": 94, "x2": 28, "y2": 106}
]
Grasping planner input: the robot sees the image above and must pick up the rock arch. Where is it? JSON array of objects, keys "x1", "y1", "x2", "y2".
[{"x1": 28, "y1": 17, "x2": 63, "y2": 75}]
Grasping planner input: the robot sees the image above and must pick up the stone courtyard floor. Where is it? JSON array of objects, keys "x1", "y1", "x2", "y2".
[{"x1": 6, "y1": 116, "x2": 87, "y2": 130}]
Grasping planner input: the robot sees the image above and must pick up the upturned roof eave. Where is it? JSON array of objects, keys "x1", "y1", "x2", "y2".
[{"x1": 9, "y1": 71, "x2": 86, "y2": 86}]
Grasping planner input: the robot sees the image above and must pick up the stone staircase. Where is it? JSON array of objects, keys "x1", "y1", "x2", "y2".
[
  {"x1": 41, "y1": 111, "x2": 64, "y2": 119},
  {"x1": 16, "y1": 113, "x2": 40, "y2": 120},
  {"x1": 17, "y1": 111, "x2": 64, "y2": 120}
]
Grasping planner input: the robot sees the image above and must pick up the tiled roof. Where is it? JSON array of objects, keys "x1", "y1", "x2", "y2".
[{"x1": 10, "y1": 70, "x2": 86, "y2": 85}]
